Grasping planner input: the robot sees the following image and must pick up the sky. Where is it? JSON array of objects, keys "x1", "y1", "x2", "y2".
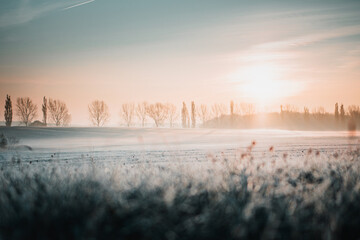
[{"x1": 1, "y1": 0, "x2": 360, "y2": 125}]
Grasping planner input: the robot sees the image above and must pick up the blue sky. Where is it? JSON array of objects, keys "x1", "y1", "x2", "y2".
[{"x1": 1, "y1": 0, "x2": 360, "y2": 125}]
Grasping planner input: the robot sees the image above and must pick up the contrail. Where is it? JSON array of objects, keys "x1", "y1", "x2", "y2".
[{"x1": 63, "y1": 0, "x2": 95, "y2": 10}]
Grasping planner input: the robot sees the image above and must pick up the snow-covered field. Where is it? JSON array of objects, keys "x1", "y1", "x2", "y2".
[
  {"x1": 0, "y1": 127, "x2": 358, "y2": 165},
  {"x1": 1, "y1": 127, "x2": 360, "y2": 239}
]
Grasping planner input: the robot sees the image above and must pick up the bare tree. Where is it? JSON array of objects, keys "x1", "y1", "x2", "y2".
[
  {"x1": 146, "y1": 103, "x2": 168, "y2": 127},
  {"x1": 166, "y1": 103, "x2": 178, "y2": 128},
  {"x1": 121, "y1": 103, "x2": 135, "y2": 127},
  {"x1": 240, "y1": 103, "x2": 256, "y2": 116},
  {"x1": 211, "y1": 103, "x2": 227, "y2": 119},
  {"x1": 191, "y1": 101, "x2": 196, "y2": 128},
  {"x1": 348, "y1": 105, "x2": 360, "y2": 120},
  {"x1": 136, "y1": 102, "x2": 148, "y2": 127},
  {"x1": 88, "y1": 100, "x2": 110, "y2": 127},
  {"x1": 334, "y1": 103, "x2": 339, "y2": 120},
  {"x1": 282, "y1": 104, "x2": 299, "y2": 113},
  {"x1": 230, "y1": 100, "x2": 234, "y2": 116},
  {"x1": 181, "y1": 102, "x2": 189, "y2": 128},
  {"x1": 313, "y1": 106, "x2": 326, "y2": 114},
  {"x1": 197, "y1": 104, "x2": 210, "y2": 125},
  {"x1": 340, "y1": 104, "x2": 345, "y2": 120},
  {"x1": 16, "y1": 97, "x2": 37, "y2": 126},
  {"x1": 48, "y1": 99, "x2": 71, "y2": 126},
  {"x1": 304, "y1": 107, "x2": 310, "y2": 120},
  {"x1": 233, "y1": 103, "x2": 242, "y2": 115},
  {"x1": 311, "y1": 106, "x2": 326, "y2": 118},
  {"x1": 42, "y1": 96, "x2": 47, "y2": 126},
  {"x1": 4, "y1": 95, "x2": 12, "y2": 127}
]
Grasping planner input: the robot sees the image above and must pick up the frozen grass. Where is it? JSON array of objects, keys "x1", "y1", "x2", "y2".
[{"x1": 1, "y1": 143, "x2": 360, "y2": 239}]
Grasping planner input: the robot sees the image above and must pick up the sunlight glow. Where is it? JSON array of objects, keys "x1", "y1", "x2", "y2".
[
  {"x1": 230, "y1": 63, "x2": 302, "y2": 105},
  {"x1": 241, "y1": 65, "x2": 284, "y2": 102}
]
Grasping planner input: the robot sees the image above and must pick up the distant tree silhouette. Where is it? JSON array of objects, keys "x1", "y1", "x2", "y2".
[
  {"x1": 181, "y1": 102, "x2": 189, "y2": 128},
  {"x1": 121, "y1": 103, "x2": 135, "y2": 127},
  {"x1": 146, "y1": 103, "x2": 168, "y2": 127},
  {"x1": 348, "y1": 105, "x2": 359, "y2": 131},
  {"x1": 136, "y1": 102, "x2": 148, "y2": 127},
  {"x1": 334, "y1": 103, "x2": 339, "y2": 120},
  {"x1": 232, "y1": 103, "x2": 242, "y2": 115},
  {"x1": 88, "y1": 100, "x2": 110, "y2": 127},
  {"x1": 230, "y1": 100, "x2": 234, "y2": 116},
  {"x1": 191, "y1": 101, "x2": 196, "y2": 128},
  {"x1": 187, "y1": 113, "x2": 190, "y2": 128},
  {"x1": 197, "y1": 104, "x2": 210, "y2": 125},
  {"x1": 240, "y1": 103, "x2": 255, "y2": 116},
  {"x1": 304, "y1": 107, "x2": 310, "y2": 120},
  {"x1": 48, "y1": 99, "x2": 71, "y2": 126},
  {"x1": 312, "y1": 107, "x2": 326, "y2": 119},
  {"x1": 230, "y1": 101, "x2": 235, "y2": 127},
  {"x1": 211, "y1": 103, "x2": 227, "y2": 119},
  {"x1": 348, "y1": 105, "x2": 360, "y2": 120},
  {"x1": 312, "y1": 107, "x2": 326, "y2": 115},
  {"x1": 16, "y1": 97, "x2": 37, "y2": 126},
  {"x1": 166, "y1": 103, "x2": 178, "y2": 128},
  {"x1": 4, "y1": 95, "x2": 12, "y2": 127},
  {"x1": 42, "y1": 97, "x2": 47, "y2": 126},
  {"x1": 282, "y1": 104, "x2": 298, "y2": 113},
  {"x1": 340, "y1": 104, "x2": 345, "y2": 120}
]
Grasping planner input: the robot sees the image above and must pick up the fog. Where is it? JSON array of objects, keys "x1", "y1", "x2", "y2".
[{"x1": 1, "y1": 127, "x2": 358, "y2": 165}]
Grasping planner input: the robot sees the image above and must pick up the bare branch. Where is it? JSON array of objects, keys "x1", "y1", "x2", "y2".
[
  {"x1": 240, "y1": 103, "x2": 256, "y2": 116},
  {"x1": 146, "y1": 103, "x2": 168, "y2": 127},
  {"x1": 197, "y1": 104, "x2": 210, "y2": 125},
  {"x1": 88, "y1": 100, "x2": 110, "y2": 127},
  {"x1": 136, "y1": 102, "x2": 148, "y2": 127},
  {"x1": 211, "y1": 103, "x2": 227, "y2": 119},
  {"x1": 48, "y1": 99, "x2": 71, "y2": 126},
  {"x1": 166, "y1": 103, "x2": 178, "y2": 128},
  {"x1": 121, "y1": 103, "x2": 135, "y2": 127},
  {"x1": 16, "y1": 97, "x2": 37, "y2": 126}
]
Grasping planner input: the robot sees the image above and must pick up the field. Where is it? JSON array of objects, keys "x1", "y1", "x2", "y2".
[{"x1": 0, "y1": 127, "x2": 360, "y2": 239}]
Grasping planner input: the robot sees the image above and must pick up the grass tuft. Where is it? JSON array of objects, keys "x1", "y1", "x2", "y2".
[{"x1": 1, "y1": 146, "x2": 360, "y2": 239}]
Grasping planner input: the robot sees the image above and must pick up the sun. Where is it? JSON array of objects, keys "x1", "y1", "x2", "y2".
[
  {"x1": 241, "y1": 64, "x2": 284, "y2": 102},
  {"x1": 230, "y1": 64, "x2": 296, "y2": 105}
]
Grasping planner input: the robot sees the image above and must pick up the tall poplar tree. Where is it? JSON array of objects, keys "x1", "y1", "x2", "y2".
[
  {"x1": 42, "y1": 97, "x2": 47, "y2": 126},
  {"x1": 4, "y1": 95, "x2": 12, "y2": 127},
  {"x1": 191, "y1": 101, "x2": 196, "y2": 128},
  {"x1": 181, "y1": 102, "x2": 189, "y2": 128}
]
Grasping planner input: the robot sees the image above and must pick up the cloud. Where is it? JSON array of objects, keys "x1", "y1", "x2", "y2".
[
  {"x1": 0, "y1": 0, "x2": 94, "y2": 28},
  {"x1": 257, "y1": 25, "x2": 360, "y2": 50},
  {"x1": 252, "y1": 5, "x2": 360, "y2": 51},
  {"x1": 0, "y1": 1, "x2": 67, "y2": 28}
]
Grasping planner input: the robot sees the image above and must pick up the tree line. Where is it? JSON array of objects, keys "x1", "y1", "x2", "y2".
[
  {"x1": 3, "y1": 96, "x2": 71, "y2": 127},
  {"x1": 2, "y1": 95, "x2": 360, "y2": 128},
  {"x1": 280, "y1": 103, "x2": 360, "y2": 121},
  {"x1": 89, "y1": 101, "x2": 259, "y2": 128},
  {"x1": 2, "y1": 95, "x2": 256, "y2": 128}
]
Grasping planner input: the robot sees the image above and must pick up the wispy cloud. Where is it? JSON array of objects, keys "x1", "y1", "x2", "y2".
[
  {"x1": 257, "y1": 25, "x2": 360, "y2": 50},
  {"x1": 0, "y1": 0, "x2": 95, "y2": 28},
  {"x1": 63, "y1": 0, "x2": 95, "y2": 11},
  {"x1": 224, "y1": 6, "x2": 360, "y2": 100},
  {"x1": 0, "y1": 1, "x2": 65, "y2": 28}
]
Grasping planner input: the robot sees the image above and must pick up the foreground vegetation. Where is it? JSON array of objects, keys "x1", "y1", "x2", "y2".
[{"x1": 1, "y1": 143, "x2": 360, "y2": 239}]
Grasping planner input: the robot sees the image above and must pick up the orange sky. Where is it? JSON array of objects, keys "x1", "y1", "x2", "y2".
[{"x1": 1, "y1": 0, "x2": 360, "y2": 125}]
